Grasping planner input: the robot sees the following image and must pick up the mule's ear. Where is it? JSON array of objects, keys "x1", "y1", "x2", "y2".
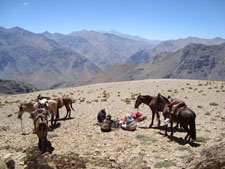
[
  {"x1": 138, "y1": 92, "x2": 141, "y2": 96},
  {"x1": 157, "y1": 93, "x2": 161, "y2": 97}
]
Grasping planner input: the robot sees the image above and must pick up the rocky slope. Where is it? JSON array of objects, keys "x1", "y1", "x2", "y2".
[
  {"x1": 87, "y1": 43, "x2": 225, "y2": 85},
  {"x1": 0, "y1": 79, "x2": 224, "y2": 168},
  {"x1": 0, "y1": 79, "x2": 38, "y2": 94},
  {"x1": 0, "y1": 27, "x2": 101, "y2": 89},
  {"x1": 127, "y1": 37, "x2": 225, "y2": 65}
]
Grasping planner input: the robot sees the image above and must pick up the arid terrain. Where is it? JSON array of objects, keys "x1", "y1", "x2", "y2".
[{"x1": 0, "y1": 79, "x2": 225, "y2": 169}]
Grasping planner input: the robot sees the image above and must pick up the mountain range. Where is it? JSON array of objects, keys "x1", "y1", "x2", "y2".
[
  {"x1": 0, "y1": 26, "x2": 101, "y2": 89},
  {"x1": 84, "y1": 43, "x2": 225, "y2": 85},
  {"x1": 0, "y1": 26, "x2": 225, "y2": 91}
]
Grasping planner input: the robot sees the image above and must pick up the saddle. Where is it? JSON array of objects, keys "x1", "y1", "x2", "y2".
[{"x1": 170, "y1": 101, "x2": 186, "y2": 115}]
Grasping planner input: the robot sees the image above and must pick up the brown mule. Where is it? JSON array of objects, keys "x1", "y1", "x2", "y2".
[
  {"x1": 134, "y1": 94, "x2": 161, "y2": 127},
  {"x1": 157, "y1": 94, "x2": 196, "y2": 144},
  {"x1": 34, "y1": 113, "x2": 49, "y2": 153}
]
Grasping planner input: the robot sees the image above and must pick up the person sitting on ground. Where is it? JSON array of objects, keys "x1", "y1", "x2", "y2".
[
  {"x1": 97, "y1": 107, "x2": 106, "y2": 123},
  {"x1": 120, "y1": 112, "x2": 147, "y2": 123},
  {"x1": 101, "y1": 114, "x2": 113, "y2": 132},
  {"x1": 121, "y1": 114, "x2": 137, "y2": 131},
  {"x1": 132, "y1": 112, "x2": 147, "y2": 122}
]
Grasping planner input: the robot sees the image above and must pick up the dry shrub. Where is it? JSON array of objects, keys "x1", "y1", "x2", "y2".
[
  {"x1": 174, "y1": 89, "x2": 178, "y2": 93},
  {"x1": 122, "y1": 98, "x2": 131, "y2": 104},
  {"x1": 181, "y1": 88, "x2": 184, "y2": 90},
  {"x1": 198, "y1": 84, "x2": 203, "y2": 86},
  {"x1": 197, "y1": 105, "x2": 203, "y2": 109},
  {"x1": 72, "y1": 99, "x2": 77, "y2": 103},
  {"x1": 189, "y1": 87, "x2": 193, "y2": 89},
  {"x1": 130, "y1": 94, "x2": 136, "y2": 100},
  {"x1": 69, "y1": 92, "x2": 73, "y2": 95},
  {"x1": 79, "y1": 98, "x2": 85, "y2": 102},
  {"x1": 101, "y1": 98, "x2": 107, "y2": 102},
  {"x1": 93, "y1": 99, "x2": 98, "y2": 102},
  {"x1": 52, "y1": 94, "x2": 58, "y2": 98},
  {"x1": 102, "y1": 91, "x2": 109, "y2": 98},
  {"x1": 209, "y1": 102, "x2": 219, "y2": 106},
  {"x1": 167, "y1": 89, "x2": 172, "y2": 92},
  {"x1": 205, "y1": 112, "x2": 211, "y2": 116}
]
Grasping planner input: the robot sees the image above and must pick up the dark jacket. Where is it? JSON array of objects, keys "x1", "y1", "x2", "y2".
[{"x1": 97, "y1": 110, "x2": 106, "y2": 123}]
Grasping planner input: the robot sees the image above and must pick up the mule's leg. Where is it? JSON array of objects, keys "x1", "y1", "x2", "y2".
[
  {"x1": 183, "y1": 125, "x2": 190, "y2": 144},
  {"x1": 170, "y1": 121, "x2": 174, "y2": 136},
  {"x1": 156, "y1": 112, "x2": 161, "y2": 127},
  {"x1": 51, "y1": 115, "x2": 54, "y2": 131},
  {"x1": 56, "y1": 108, "x2": 60, "y2": 119},
  {"x1": 174, "y1": 123, "x2": 179, "y2": 129},
  {"x1": 38, "y1": 139, "x2": 42, "y2": 151},
  {"x1": 149, "y1": 111, "x2": 156, "y2": 128},
  {"x1": 65, "y1": 105, "x2": 71, "y2": 118},
  {"x1": 165, "y1": 124, "x2": 168, "y2": 136}
]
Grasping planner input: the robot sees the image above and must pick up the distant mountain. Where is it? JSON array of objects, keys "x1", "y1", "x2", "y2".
[
  {"x1": 56, "y1": 30, "x2": 155, "y2": 67},
  {"x1": 99, "y1": 30, "x2": 161, "y2": 45},
  {"x1": 127, "y1": 37, "x2": 225, "y2": 65},
  {"x1": 0, "y1": 79, "x2": 38, "y2": 94},
  {"x1": 86, "y1": 43, "x2": 225, "y2": 84},
  {"x1": 0, "y1": 27, "x2": 101, "y2": 89}
]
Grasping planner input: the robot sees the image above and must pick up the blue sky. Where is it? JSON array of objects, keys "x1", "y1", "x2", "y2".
[{"x1": 0, "y1": 0, "x2": 225, "y2": 40}]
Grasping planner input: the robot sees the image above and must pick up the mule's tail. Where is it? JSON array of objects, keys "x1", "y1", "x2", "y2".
[
  {"x1": 190, "y1": 115, "x2": 196, "y2": 140},
  {"x1": 70, "y1": 100, "x2": 74, "y2": 111}
]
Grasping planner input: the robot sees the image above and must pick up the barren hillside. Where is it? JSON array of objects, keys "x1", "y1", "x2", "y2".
[{"x1": 0, "y1": 79, "x2": 224, "y2": 169}]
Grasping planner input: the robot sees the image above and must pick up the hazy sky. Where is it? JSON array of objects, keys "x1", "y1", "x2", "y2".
[{"x1": 1, "y1": 0, "x2": 225, "y2": 40}]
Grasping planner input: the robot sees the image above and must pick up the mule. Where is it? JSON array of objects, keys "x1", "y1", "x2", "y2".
[
  {"x1": 54, "y1": 96, "x2": 74, "y2": 119},
  {"x1": 157, "y1": 94, "x2": 196, "y2": 143},
  {"x1": 17, "y1": 102, "x2": 41, "y2": 119},
  {"x1": 38, "y1": 99, "x2": 58, "y2": 130},
  {"x1": 134, "y1": 94, "x2": 161, "y2": 127},
  {"x1": 34, "y1": 113, "x2": 49, "y2": 153},
  {"x1": 37, "y1": 95, "x2": 74, "y2": 119}
]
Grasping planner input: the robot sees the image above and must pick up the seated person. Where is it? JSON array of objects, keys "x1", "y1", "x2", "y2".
[
  {"x1": 101, "y1": 114, "x2": 113, "y2": 132},
  {"x1": 97, "y1": 107, "x2": 106, "y2": 123},
  {"x1": 120, "y1": 112, "x2": 147, "y2": 123},
  {"x1": 132, "y1": 112, "x2": 147, "y2": 122},
  {"x1": 121, "y1": 114, "x2": 137, "y2": 131}
]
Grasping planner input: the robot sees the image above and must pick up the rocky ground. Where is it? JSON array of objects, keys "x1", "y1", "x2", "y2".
[{"x1": 0, "y1": 79, "x2": 224, "y2": 169}]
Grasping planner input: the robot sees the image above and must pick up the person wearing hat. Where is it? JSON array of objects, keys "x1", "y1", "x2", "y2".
[
  {"x1": 97, "y1": 107, "x2": 106, "y2": 123},
  {"x1": 101, "y1": 114, "x2": 113, "y2": 132},
  {"x1": 121, "y1": 114, "x2": 137, "y2": 131}
]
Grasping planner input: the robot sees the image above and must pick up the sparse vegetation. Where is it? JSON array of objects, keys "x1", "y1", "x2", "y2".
[
  {"x1": 195, "y1": 136, "x2": 208, "y2": 143},
  {"x1": 154, "y1": 161, "x2": 176, "y2": 168},
  {"x1": 205, "y1": 112, "x2": 211, "y2": 116},
  {"x1": 135, "y1": 135, "x2": 157, "y2": 143},
  {"x1": 197, "y1": 105, "x2": 203, "y2": 109},
  {"x1": 176, "y1": 146, "x2": 191, "y2": 151},
  {"x1": 209, "y1": 102, "x2": 219, "y2": 106}
]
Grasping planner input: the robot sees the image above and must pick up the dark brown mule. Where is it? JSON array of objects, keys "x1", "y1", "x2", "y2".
[
  {"x1": 157, "y1": 94, "x2": 196, "y2": 144},
  {"x1": 134, "y1": 94, "x2": 162, "y2": 127},
  {"x1": 35, "y1": 113, "x2": 49, "y2": 153}
]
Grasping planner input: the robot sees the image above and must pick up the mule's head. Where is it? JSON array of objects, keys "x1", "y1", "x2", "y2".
[
  {"x1": 134, "y1": 95, "x2": 142, "y2": 109},
  {"x1": 17, "y1": 104, "x2": 24, "y2": 119}
]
